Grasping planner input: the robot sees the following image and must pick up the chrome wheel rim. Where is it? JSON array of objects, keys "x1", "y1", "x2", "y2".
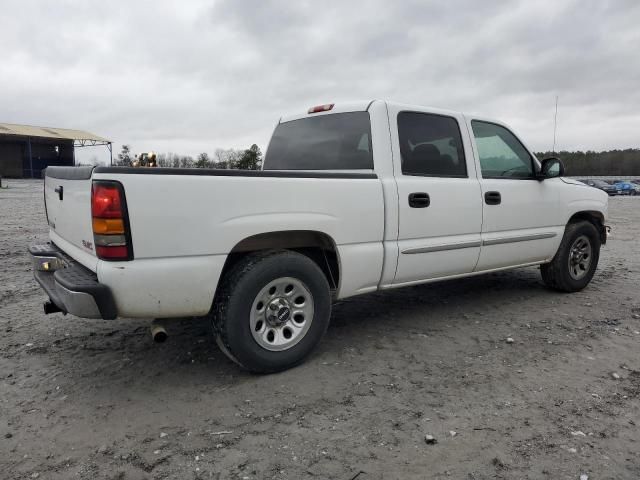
[
  {"x1": 568, "y1": 235, "x2": 592, "y2": 280},
  {"x1": 249, "y1": 277, "x2": 314, "y2": 351}
]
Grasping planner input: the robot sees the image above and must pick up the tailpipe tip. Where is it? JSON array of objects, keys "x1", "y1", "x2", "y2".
[{"x1": 150, "y1": 324, "x2": 168, "y2": 343}]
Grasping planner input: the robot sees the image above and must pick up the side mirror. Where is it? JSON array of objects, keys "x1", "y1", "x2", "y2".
[{"x1": 538, "y1": 157, "x2": 564, "y2": 180}]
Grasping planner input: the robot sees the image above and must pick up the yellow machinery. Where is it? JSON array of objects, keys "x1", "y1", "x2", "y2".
[{"x1": 132, "y1": 152, "x2": 157, "y2": 167}]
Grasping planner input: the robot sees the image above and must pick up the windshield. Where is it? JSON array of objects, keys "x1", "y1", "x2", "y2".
[{"x1": 264, "y1": 112, "x2": 373, "y2": 170}]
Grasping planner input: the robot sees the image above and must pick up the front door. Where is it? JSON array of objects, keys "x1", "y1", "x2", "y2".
[
  {"x1": 468, "y1": 119, "x2": 565, "y2": 271},
  {"x1": 389, "y1": 106, "x2": 483, "y2": 285}
]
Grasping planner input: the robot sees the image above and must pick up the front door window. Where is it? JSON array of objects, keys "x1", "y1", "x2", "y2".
[{"x1": 471, "y1": 121, "x2": 535, "y2": 179}]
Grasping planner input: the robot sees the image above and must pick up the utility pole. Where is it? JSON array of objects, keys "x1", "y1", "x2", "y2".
[
  {"x1": 27, "y1": 137, "x2": 33, "y2": 178},
  {"x1": 552, "y1": 95, "x2": 559, "y2": 153}
]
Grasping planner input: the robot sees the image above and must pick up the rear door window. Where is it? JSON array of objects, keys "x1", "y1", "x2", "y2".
[
  {"x1": 397, "y1": 112, "x2": 467, "y2": 177},
  {"x1": 264, "y1": 112, "x2": 373, "y2": 170}
]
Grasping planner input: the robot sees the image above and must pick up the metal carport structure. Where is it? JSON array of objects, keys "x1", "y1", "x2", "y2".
[{"x1": 0, "y1": 123, "x2": 112, "y2": 178}]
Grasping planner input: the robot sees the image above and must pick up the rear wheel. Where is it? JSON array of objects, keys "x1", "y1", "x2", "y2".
[
  {"x1": 212, "y1": 251, "x2": 331, "y2": 373},
  {"x1": 540, "y1": 220, "x2": 601, "y2": 292}
]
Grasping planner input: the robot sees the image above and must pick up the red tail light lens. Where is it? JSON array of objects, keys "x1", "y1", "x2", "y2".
[
  {"x1": 92, "y1": 184, "x2": 123, "y2": 218},
  {"x1": 96, "y1": 245, "x2": 129, "y2": 259},
  {"x1": 91, "y1": 181, "x2": 133, "y2": 261}
]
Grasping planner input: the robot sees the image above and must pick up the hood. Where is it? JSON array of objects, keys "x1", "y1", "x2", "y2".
[{"x1": 561, "y1": 178, "x2": 587, "y2": 186}]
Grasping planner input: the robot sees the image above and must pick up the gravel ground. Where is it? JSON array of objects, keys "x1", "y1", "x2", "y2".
[{"x1": 1, "y1": 179, "x2": 639, "y2": 480}]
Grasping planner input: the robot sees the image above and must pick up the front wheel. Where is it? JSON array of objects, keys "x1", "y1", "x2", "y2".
[
  {"x1": 212, "y1": 251, "x2": 331, "y2": 373},
  {"x1": 540, "y1": 220, "x2": 601, "y2": 292}
]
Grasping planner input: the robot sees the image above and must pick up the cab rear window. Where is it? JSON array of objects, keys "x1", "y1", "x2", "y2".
[{"x1": 264, "y1": 112, "x2": 373, "y2": 170}]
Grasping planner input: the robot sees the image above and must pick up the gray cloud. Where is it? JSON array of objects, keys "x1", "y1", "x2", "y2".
[{"x1": 1, "y1": 0, "x2": 638, "y2": 164}]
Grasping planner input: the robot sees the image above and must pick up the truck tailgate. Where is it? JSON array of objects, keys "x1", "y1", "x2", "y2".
[{"x1": 44, "y1": 166, "x2": 97, "y2": 270}]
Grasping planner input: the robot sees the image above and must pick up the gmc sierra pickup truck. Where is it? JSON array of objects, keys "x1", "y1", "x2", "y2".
[{"x1": 31, "y1": 100, "x2": 609, "y2": 372}]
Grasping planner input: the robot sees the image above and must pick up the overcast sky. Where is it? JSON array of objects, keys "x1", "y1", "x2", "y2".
[{"x1": 2, "y1": 0, "x2": 639, "y2": 164}]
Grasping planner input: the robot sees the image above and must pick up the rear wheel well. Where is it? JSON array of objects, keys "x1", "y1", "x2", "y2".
[
  {"x1": 218, "y1": 231, "x2": 340, "y2": 297},
  {"x1": 568, "y1": 211, "x2": 606, "y2": 243}
]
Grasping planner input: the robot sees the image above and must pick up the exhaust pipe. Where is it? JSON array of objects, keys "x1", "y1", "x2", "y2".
[
  {"x1": 43, "y1": 300, "x2": 63, "y2": 315},
  {"x1": 150, "y1": 323, "x2": 168, "y2": 343}
]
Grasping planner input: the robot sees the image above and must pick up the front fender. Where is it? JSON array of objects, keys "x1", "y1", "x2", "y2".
[{"x1": 565, "y1": 196, "x2": 609, "y2": 244}]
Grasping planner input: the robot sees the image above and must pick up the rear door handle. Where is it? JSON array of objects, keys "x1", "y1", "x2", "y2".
[
  {"x1": 484, "y1": 191, "x2": 501, "y2": 205},
  {"x1": 54, "y1": 186, "x2": 63, "y2": 201},
  {"x1": 409, "y1": 192, "x2": 430, "y2": 208}
]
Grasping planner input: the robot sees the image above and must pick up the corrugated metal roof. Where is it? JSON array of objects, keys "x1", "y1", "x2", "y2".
[{"x1": 0, "y1": 122, "x2": 109, "y2": 142}]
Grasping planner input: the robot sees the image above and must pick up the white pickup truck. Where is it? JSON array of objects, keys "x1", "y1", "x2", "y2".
[{"x1": 31, "y1": 100, "x2": 609, "y2": 372}]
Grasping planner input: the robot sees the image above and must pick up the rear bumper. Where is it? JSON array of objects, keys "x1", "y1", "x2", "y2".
[{"x1": 29, "y1": 243, "x2": 117, "y2": 319}]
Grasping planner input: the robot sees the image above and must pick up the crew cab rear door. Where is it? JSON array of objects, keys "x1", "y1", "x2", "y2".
[{"x1": 387, "y1": 105, "x2": 483, "y2": 285}]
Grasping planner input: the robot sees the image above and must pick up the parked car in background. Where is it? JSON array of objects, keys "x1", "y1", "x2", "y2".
[
  {"x1": 579, "y1": 179, "x2": 621, "y2": 196},
  {"x1": 613, "y1": 181, "x2": 640, "y2": 195}
]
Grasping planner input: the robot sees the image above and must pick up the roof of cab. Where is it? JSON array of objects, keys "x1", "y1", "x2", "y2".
[
  {"x1": 279, "y1": 100, "x2": 466, "y2": 124},
  {"x1": 279, "y1": 100, "x2": 375, "y2": 123}
]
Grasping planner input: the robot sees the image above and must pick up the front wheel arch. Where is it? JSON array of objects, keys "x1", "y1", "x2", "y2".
[{"x1": 567, "y1": 211, "x2": 607, "y2": 245}]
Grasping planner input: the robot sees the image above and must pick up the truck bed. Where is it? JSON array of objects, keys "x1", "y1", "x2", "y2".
[{"x1": 42, "y1": 165, "x2": 386, "y2": 317}]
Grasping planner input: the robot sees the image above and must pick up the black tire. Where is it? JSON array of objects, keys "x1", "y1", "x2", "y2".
[
  {"x1": 211, "y1": 250, "x2": 331, "y2": 373},
  {"x1": 540, "y1": 220, "x2": 601, "y2": 292}
]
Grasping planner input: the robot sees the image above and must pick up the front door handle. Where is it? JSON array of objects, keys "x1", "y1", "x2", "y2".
[
  {"x1": 409, "y1": 192, "x2": 430, "y2": 208},
  {"x1": 54, "y1": 186, "x2": 64, "y2": 201},
  {"x1": 484, "y1": 191, "x2": 501, "y2": 205}
]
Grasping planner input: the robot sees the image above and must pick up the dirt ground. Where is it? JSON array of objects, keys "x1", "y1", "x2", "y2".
[{"x1": 1, "y1": 179, "x2": 639, "y2": 480}]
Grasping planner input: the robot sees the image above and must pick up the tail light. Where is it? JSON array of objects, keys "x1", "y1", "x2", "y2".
[{"x1": 91, "y1": 181, "x2": 133, "y2": 261}]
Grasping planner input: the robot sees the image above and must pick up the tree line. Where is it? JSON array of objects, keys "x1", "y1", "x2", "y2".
[
  {"x1": 535, "y1": 148, "x2": 640, "y2": 176},
  {"x1": 115, "y1": 144, "x2": 263, "y2": 170},
  {"x1": 114, "y1": 144, "x2": 640, "y2": 176}
]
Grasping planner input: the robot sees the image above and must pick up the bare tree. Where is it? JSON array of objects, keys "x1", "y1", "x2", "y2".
[
  {"x1": 156, "y1": 153, "x2": 169, "y2": 167},
  {"x1": 180, "y1": 156, "x2": 194, "y2": 168},
  {"x1": 213, "y1": 148, "x2": 242, "y2": 169}
]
